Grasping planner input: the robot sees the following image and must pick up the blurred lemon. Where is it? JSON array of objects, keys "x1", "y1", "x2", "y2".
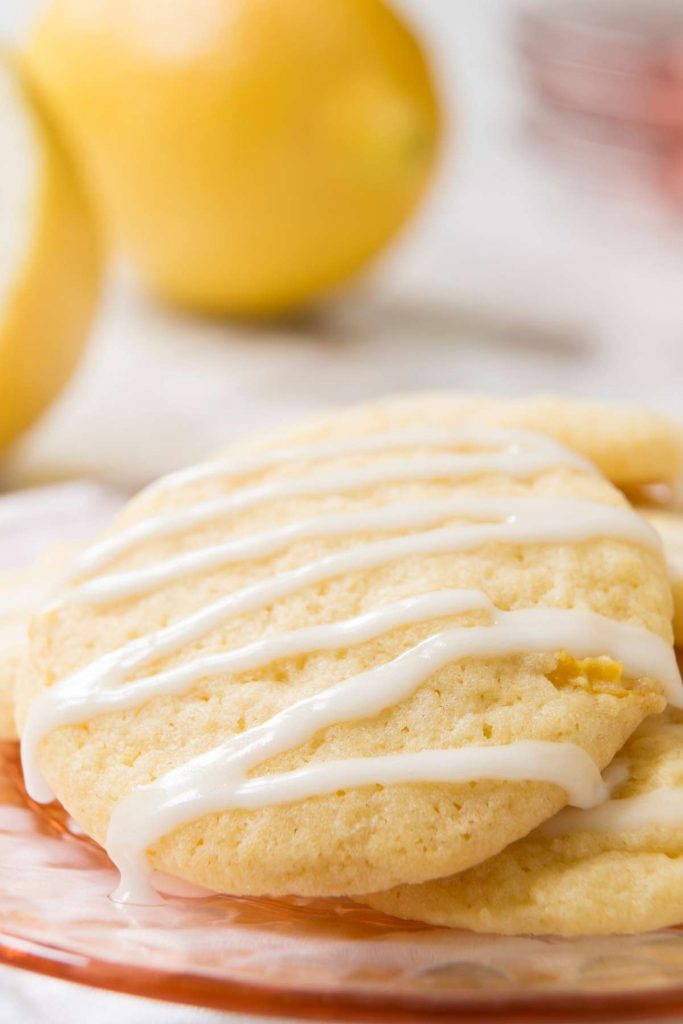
[
  {"x1": 27, "y1": 0, "x2": 439, "y2": 316},
  {"x1": 0, "y1": 50, "x2": 99, "y2": 451}
]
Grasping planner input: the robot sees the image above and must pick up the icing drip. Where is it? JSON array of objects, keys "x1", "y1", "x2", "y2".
[{"x1": 540, "y1": 727, "x2": 683, "y2": 837}]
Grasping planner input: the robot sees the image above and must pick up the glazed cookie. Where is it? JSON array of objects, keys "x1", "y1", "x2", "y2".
[
  {"x1": 363, "y1": 701, "x2": 683, "y2": 936},
  {"x1": 639, "y1": 508, "x2": 683, "y2": 647},
  {"x1": 17, "y1": 400, "x2": 681, "y2": 903},
  {"x1": 269, "y1": 393, "x2": 683, "y2": 488}
]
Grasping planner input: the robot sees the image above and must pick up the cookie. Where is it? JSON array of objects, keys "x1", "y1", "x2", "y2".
[
  {"x1": 363, "y1": 700, "x2": 683, "y2": 935},
  {"x1": 639, "y1": 508, "x2": 683, "y2": 647},
  {"x1": 16, "y1": 397, "x2": 680, "y2": 903},
  {"x1": 269, "y1": 392, "x2": 683, "y2": 488}
]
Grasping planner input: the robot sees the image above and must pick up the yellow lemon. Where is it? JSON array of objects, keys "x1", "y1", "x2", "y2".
[
  {"x1": 27, "y1": 0, "x2": 439, "y2": 316},
  {"x1": 0, "y1": 50, "x2": 99, "y2": 451}
]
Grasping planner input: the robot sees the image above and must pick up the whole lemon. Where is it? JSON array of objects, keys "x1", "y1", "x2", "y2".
[
  {"x1": 0, "y1": 50, "x2": 99, "y2": 450},
  {"x1": 27, "y1": 0, "x2": 439, "y2": 316}
]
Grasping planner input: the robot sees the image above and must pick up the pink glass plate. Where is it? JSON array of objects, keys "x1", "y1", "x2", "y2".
[{"x1": 1, "y1": 744, "x2": 683, "y2": 1020}]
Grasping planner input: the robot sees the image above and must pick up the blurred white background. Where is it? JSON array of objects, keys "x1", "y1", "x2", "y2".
[{"x1": 2, "y1": 0, "x2": 680, "y2": 494}]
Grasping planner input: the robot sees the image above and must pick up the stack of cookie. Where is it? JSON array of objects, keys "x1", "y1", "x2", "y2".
[{"x1": 8, "y1": 394, "x2": 683, "y2": 936}]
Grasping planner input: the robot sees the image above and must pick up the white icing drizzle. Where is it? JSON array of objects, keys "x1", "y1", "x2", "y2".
[
  {"x1": 64, "y1": 496, "x2": 660, "y2": 606},
  {"x1": 19, "y1": 424, "x2": 683, "y2": 904},
  {"x1": 540, "y1": 724, "x2": 683, "y2": 838},
  {"x1": 71, "y1": 442, "x2": 593, "y2": 579},
  {"x1": 24, "y1": 592, "x2": 682, "y2": 807},
  {"x1": 22, "y1": 589, "x2": 490, "y2": 796},
  {"x1": 147, "y1": 426, "x2": 592, "y2": 493},
  {"x1": 109, "y1": 740, "x2": 607, "y2": 905},
  {"x1": 98, "y1": 603, "x2": 675, "y2": 896},
  {"x1": 540, "y1": 787, "x2": 683, "y2": 837}
]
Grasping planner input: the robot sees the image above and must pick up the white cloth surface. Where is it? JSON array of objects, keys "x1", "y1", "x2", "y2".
[{"x1": 0, "y1": 966, "x2": 288, "y2": 1024}]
